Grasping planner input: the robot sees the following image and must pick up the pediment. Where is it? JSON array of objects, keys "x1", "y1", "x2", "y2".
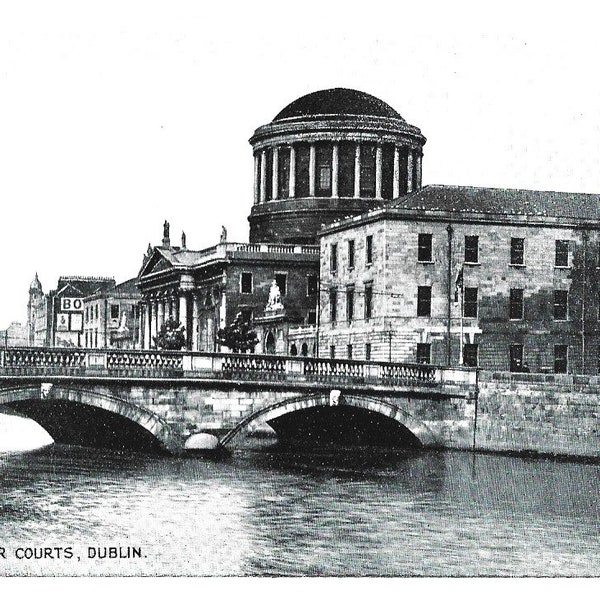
[{"x1": 139, "y1": 250, "x2": 175, "y2": 278}]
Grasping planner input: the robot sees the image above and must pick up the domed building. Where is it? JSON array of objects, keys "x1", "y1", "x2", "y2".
[{"x1": 248, "y1": 88, "x2": 425, "y2": 244}]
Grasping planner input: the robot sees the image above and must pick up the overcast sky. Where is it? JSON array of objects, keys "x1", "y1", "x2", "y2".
[{"x1": 1, "y1": 1, "x2": 599, "y2": 329}]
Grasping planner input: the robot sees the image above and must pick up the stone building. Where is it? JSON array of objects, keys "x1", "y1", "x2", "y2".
[
  {"x1": 0, "y1": 322, "x2": 28, "y2": 347},
  {"x1": 318, "y1": 185, "x2": 600, "y2": 374},
  {"x1": 83, "y1": 278, "x2": 142, "y2": 349}
]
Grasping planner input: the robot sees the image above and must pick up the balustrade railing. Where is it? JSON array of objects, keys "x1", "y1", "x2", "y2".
[{"x1": 0, "y1": 347, "x2": 471, "y2": 389}]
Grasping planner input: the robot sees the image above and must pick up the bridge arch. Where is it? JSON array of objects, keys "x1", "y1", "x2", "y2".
[
  {"x1": 0, "y1": 384, "x2": 180, "y2": 453},
  {"x1": 220, "y1": 392, "x2": 439, "y2": 447}
]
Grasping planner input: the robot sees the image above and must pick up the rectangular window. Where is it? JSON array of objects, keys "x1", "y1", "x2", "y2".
[
  {"x1": 241, "y1": 272, "x2": 253, "y2": 294},
  {"x1": 554, "y1": 290, "x2": 568, "y2": 320},
  {"x1": 110, "y1": 305, "x2": 119, "y2": 319},
  {"x1": 346, "y1": 285, "x2": 355, "y2": 322},
  {"x1": 554, "y1": 345, "x2": 568, "y2": 373},
  {"x1": 418, "y1": 233, "x2": 433, "y2": 262},
  {"x1": 366, "y1": 235, "x2": 373, "y2": 264},
  {"x1": 463, "y1": 287, "x2": 478, "y2": 318},
  {"x1": 365, "y1": 343, "x2": 371, "y2": 361},
  {"x1": 316, "y1": 143, "x2": 332, "y2": 196},
  {"x1": 348, "y1": 240, "x2": 355, "y2": 269},
  {"x1": 240, "y1": 308, "x2": 252, "y2": 324},
  {"x1": 306, "y1": 273, "x2": 317, "y2": 296},
  {"x1": 555, "y1": 240, "x2": 569, "y2": 267},
  {"x1": 330, "y1": 243, "x2": 338, "y2": 272},
  {"x1": 510, "y1": 344, "x2": 524, "y2": 372},
  {"x1": 295, "y1": 143, "x2": 310, "y2": 197},
  {"x1": 509, "y1": 288, "x2": 524, "y2": 320},
  {"x1": 416, "y1": 343, "x2": 431, "y2": 364},
  {"x1": 364, "y1": 283, "x2": 373, "y2": 320},
  {"x1": 347, "y1": 344, "x2": 353, "y2": 359},
  {"x1": 417, "y1": 286, "x2": 432, "y2": 317},
  {"x1": 329, "y1": 289, "x2": 337, "y2": 323},
  {"x1": 510, "y1": 237, "x2": 524, "y2": 265},
  {"x1": 330, "y1": 345, "x2": 336, "y2": 359},
  {"x1": 360, "y1": 143, "x2": 376, "y2": 197},
  {"x1": 275, "y1": 273, "x2": 287, "y2": 296},
  {"x1": 463, "y1": 344, "x2": 478, "y2": 367},
  {"x1": 277, "y1": 147, "x2": 290, "y2": 199},
  {"x1": 307, "y1": 310, "x2": 317, "y2": 325},
  {"x1": 465, "y1": 235, "x2": 479, "y2": 263}
]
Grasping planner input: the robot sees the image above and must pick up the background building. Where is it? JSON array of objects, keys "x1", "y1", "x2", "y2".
[{"x1": 0, "y1": 322, "x2": 28, "y2": 347}]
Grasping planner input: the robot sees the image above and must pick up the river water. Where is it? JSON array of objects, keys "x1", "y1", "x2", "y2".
[{"x1": 0, "y1": 441, "x2": 598, "y2": 577}]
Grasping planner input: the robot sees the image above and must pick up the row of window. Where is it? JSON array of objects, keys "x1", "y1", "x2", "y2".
[
  {"x1": 240, "y1": 272, "x2": 318, "y2": 296},
  {"x1": 330, "y1": 235, "x2": 373, "y2": 272},
  {"x1": 84, "y1": 304, "x2": 121, "y2": 323},
  {"x1": 329, "y1": 284, "x2": 373, "y2": 322},
  {"x1": 418, "y1": 234, "x2": 578, "y2": 267}
]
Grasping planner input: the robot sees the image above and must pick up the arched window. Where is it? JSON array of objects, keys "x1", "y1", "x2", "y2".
[
  {"x1": 265, "y1": 331, "x2": 276, "y2": 354},
  {"x1": 301, "y1": 342, "x2": 308, "y2": 357},
  {"x1": 290, "y1": 343, "x2": 298, "y2": 356}
]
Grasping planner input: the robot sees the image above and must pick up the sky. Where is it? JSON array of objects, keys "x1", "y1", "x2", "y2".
[{"x1": 1, "y1": 1, "x2": 599, "y2": 329}]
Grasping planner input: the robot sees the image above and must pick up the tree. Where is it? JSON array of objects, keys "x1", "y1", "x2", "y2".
[
  {"x1": 217, "y1": 312, "x2": 258, "y2": 353},
  {"x1": 154, "y1": 318, "x2": 186, "y2": 350}
]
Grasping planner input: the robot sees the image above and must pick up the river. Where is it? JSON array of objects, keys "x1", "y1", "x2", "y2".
[{"x1": 0, "y1": 438, "x2": 598, "y2": 577}]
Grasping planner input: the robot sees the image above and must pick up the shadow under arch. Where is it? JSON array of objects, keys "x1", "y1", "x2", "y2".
[
  {"x1": 219, "y1": 393, "x2": 439, "y2": 448},
  {"x1": 0, "y1": 384, "x2": 180, "y2": 453}
]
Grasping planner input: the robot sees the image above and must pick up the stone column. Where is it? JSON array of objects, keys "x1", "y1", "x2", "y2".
[
  {"x1": 289, "y1": 145, "x2": 296, "y2": 198},
  {"x1": 192, "y1": 294, "x2": 199, "y2": 351},
  {"x1": 393, "y1": 146, "x2": 400, "y2": 198},
  {"x1": 138, "y1": 303, "x2": 145, "y2": 349},
  {"x1": 416, "y1": 153, "x2": 422, "y2": 189},
  {"x1": 272, "y1": 147, "x2": 279, "y2": 200},
  {"x1": 157, "y1": 299, "x2": 165, "y2": 336},
  {"x1": 407, "y1": 149, "x2": 414, "y2": 194},
  {"x1": 179, "y1": 293, "x2": 189, "y2": 348},
  {"x1": 260, "y1": 150, "x2": 267, "y2": 203},
  {"x1": 375, "y1": 144, "x2": 383, "y2": 199},
  {"x1": 354, "y1": 142, "x2": 361, "y2": 198},
  {"x1": 150, "y1": 299, "x2": 158, "y2": 348},
  {"x1": 253, "y1": 153, "x2": 260, "y2": 205},
  {"x1": 331, "y1": 143, "x2": 339, "y2": 198},
  {"x1": 309, "y1": 143, "x2": 316, "y2": 197}
]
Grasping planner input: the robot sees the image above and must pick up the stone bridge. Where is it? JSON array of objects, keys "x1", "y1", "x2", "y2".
[{"x1": 0, "y1": 347, "x2": 477, "y2": 454}]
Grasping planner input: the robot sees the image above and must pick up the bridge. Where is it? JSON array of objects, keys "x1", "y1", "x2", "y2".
[{"x1": 0, "y1": 347, "x2": 477, "y2": 454}]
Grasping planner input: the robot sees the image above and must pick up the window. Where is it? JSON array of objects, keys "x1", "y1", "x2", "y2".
[
  {"x1": 318, "y1": 165, "x2": 331, "y2": 191},
  {"x1": 463, "y1": 287, "x2": 478, "y2": 318},
  {"x1": 555, "y1": 240, "x2": 569, "y2": 267},
  {"x1": 597, "y1": 346, "x2": 600, "y2": 375},
  {"x1": 510, "y1": 238, "x2": 524, "y2": 265},
  {"x1": 306, "y1": 274, "x2": 317, "y2": 296},
  {"x1": 598, "y1": 291, "x2": 600, "y2": 321},
  {"x1": 416, "y1": 343, "x2": 431, "y2": 364},
  {"x1": 241, "y1": 272, "x2": 253, "y2": 294},
  {"x1": 240, "y1": 309, "x2": 252, "y2": 324},
  {"x1": 275, "y1": 273, "x2": 287, "y2": 296},
  {"x1": 277, "y1": 147, "x2": 290, "y2": 199},
  {"x1": 347, "y1": 344, "x2": 353, "y2": 359},
  {"x1": 366, "y1": 235, "x2": 373, "y2": 264},
  {"x1": 307, "y1": 311, "x2": 317, "y2": 325},
  {"x1": 330, "y1": 345, "x2": 336, "y2": 359},
  {"x1": 329, "y1": 289, "x2": 337, "y2": 323},
  {"x1": 510, "y1": 344, "x2": 524, "y2": 372},
  {"x1": 346, "y1": 286, "x2": 355, "y2": 322},
  {"x1": 554, "y1": 345, "x2": 568, "y2": 373},
  {"x1": 330, "y1": 243, "x2": 338, "y2": 272},
  {"x1": 554, "y1": 290, "x2": 568, "y2": 320},
  {"x1": 348, "y1": 240, "x2": 355, "y2": 269},
  {"x1": 418, "y1": 233, "x2": 433, "y2": 262},
  {"x1": 316, "y1": 143, "x2": 332, "y2": 196},
  {"x1": 417, "y1": 286, "x2": 432, "y2": 317},
  {"x1": 463, "y1": 344, "x2": 478, "y2": 367},
  {"x1": 465, "y1": 235, "x2": 479, "y2": 263},
  {"x1": 509, "y1": 289, "x2": 524, "y2": 320},
  {"x1": 364, "y1": 283, "x2": 373, "y2": 320},
  {"x1": 365, "y1": 343, "x2": 372, "y2": 361},
  {"x1": 110, "y1": 305, "x2": 119, "y2": 319},
  {"x1": 95, "y1": 305, "x2": 98, "y2": 320},
  {"x1": 360, "y1": 143, "x2": 376, "y2": 197}
]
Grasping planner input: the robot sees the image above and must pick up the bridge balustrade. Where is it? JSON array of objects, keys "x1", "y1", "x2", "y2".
[
  {"x1": 106, "y1": 352, "x2": 184, "y2": 377},
  {"x1": 1, "y1": 348, "x2": 87, "y2": 375}
]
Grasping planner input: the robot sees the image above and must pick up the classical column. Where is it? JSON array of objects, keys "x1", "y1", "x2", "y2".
[
  {"x1": 288, "y1": 145, "x2": 296, "y2": 198},
  {"x1": 407, "y1": 149, "x2": 414, "y2": 194},
  {"x1": 164, "y1": 294, "x2": 171, "y2": 321},
  {"x1": 138, "y1": 303, "x2": 145, "y2": 349},
  {"x1": 354, "y1": 142, "x2": 361, "y2": 198},
  {"x1": 375, "y1": 144, "x2": 383, "y2": 199},
  {"x1": 416, "y1": 153, "x2": 422, "y2": 189},
  {"x1": 308, "y1": 143, "x2": 316, "y2": 197},
  {"x1": 157, "y1": 299, "x2": 165, "y2": 336},
  {"x1": 331, "y1": 143, "x2": 339, "y2": 198},
  {"x1": 150, "y1": 298, "x2": 158, "y2": 348},
  {"x1": 253, "y1": 153, "x2": 260, "y2": 205},
  {"x1": 192, "y1": 294, "x2": 200, "y2": 351},
  {"x1": 393, "y1": 146, "x2": 400, "y2": 197},
  {"x1": 260, "y1": 150, "x2": 267, "y2": 203},
  {"x1": 179, "y1": 293, "x2": 189, "y2": 348},
  {"x1": 272, "y1": 147, "x2": 279, "y2": 200}
]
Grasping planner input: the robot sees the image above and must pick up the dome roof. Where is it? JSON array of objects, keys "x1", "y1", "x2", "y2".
[
  {"x1": 273, "y1": 88, "x2": 405, "y2": 122},
  {"x1": 29, "y1": 272, "x2": 42, "y2": 293}
]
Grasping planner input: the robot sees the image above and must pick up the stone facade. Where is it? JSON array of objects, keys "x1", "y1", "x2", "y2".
[{"x1": 318, "y1": 187, "x2": 600, "y2": 374}]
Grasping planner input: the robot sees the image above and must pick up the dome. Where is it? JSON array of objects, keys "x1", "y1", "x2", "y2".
[
  {"x1": 273, "y1": 88, "x2": 405, "y2": 122},
  {"x1": 29, "y1": 272, "x2": 42, "y2": 293}
]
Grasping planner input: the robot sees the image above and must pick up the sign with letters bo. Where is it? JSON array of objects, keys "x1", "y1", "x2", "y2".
[{"x1": 60, "y1": 297, "x2": 84, "y2": 312}]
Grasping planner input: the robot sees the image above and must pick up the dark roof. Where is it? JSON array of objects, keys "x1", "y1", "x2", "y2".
[
  {"x1": 55, "y1": 276, "x2": 115, "y2": 297},
  {"x1": 114, "y1": 277, "x2": 141, "y2": 294},
  {"x1": 273, "y1": 88, "x2": 404, "y2": 122},
  {"x1": 389, "y1": 185, "x2": 600, "y2": 221}
]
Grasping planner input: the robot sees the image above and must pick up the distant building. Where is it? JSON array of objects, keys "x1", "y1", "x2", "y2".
[{"x1": 0, "y1": 322, "x2": 28, "y2": 347}]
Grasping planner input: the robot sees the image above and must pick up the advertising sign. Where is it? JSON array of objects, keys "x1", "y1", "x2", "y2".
[
  {"x1": 60, "y1": 297, "x2": 84, "y2": 312},
  {"x1": 56, "y1": 313, "x2": 70, "y2": 331},
  {"x1": 70, "y1": 313, "x2": 83, "y2": 332}
]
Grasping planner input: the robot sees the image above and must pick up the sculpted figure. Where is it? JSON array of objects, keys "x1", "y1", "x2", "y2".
[
  {"x1": 220, "y1": 226, "x2": 227, "y2": 243},
  {"x1": 266, "y1": 280, "x2": 284, "y2": 310}
]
